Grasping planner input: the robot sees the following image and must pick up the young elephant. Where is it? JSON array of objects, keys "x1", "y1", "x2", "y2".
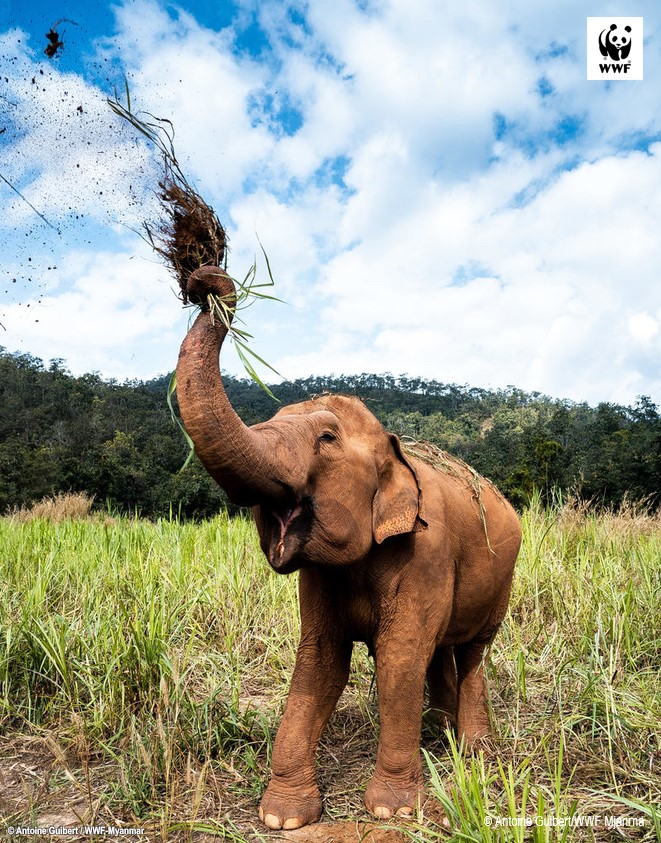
[{"x1": 176, "y1": 267, "x2": 522, "y2": 830}]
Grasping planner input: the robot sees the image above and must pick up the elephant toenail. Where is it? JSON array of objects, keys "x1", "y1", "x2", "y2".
[
  {"x1": 264, "y1": 813, "x2": 283, "y2": 829},
  {"x1": 374, "y1": 806, "x2": 392, "y2": 819},
  {"x1": 258, "y1": 806, "x2": 264, "y2": 822},
  {"x1": 283, "y1": 817, "x2": 304, "y2": 830},
  {"x1": 396, "y1": 806, "x2": 413, "y2": 817}
]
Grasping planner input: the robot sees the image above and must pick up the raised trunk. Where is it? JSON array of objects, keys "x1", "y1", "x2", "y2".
[{"x1": 175, "y1": 267, "x2": 287, "y2": 506}]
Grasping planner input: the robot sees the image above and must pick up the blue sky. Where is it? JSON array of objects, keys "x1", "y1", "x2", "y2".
[{"x1": 1, "y1": 0, "x2": 659, "y2": 405}]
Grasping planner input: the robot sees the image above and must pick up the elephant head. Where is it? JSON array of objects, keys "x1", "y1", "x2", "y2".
[{"x1": 176, "y1": 267, "x2": 427, "y2": 573}]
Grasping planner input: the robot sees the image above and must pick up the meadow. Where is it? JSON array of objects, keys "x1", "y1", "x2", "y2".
[{"x1": 0, "y1": 496, "x2": 659, "y2": 842}]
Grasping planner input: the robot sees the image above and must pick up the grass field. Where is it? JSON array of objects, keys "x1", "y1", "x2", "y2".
[{"x1": 0, "y1": 497, "x2": 659, "y2": 842}]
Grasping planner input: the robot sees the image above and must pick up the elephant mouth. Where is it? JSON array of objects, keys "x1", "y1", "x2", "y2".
[
  {"x1": 274, "y1": 505, "x2": 303, "y2": 558},
  {"x1": 265, "y1": 499, "x2": 313, "y2": 572}
]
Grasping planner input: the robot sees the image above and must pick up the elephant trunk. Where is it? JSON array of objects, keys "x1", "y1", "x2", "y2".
[{"x1": 175, "y1": 266, "x2": 287, "y2": 507}]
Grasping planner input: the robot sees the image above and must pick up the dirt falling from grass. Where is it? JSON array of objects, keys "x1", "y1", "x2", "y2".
[{"x1": 1, "y1": 49, "x2": 162, "y2": 329}]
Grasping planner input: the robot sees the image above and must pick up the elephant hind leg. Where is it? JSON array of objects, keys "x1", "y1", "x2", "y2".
[
  {"x1": 425, "y1": 645, "x2": 457, "y2": 734},
  {"x1": 455, "y1": 636, "x2": 495, "y2": 746}
]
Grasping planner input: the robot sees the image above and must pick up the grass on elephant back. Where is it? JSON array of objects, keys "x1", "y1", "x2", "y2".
[{"x1": 0, "y1": 496, "x2": 659, "y2": 841}]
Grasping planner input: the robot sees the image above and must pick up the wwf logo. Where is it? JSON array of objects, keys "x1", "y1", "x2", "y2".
[
  {"x1": 599, "y1": 24, "x2": 632, "y2": 61},
  {"x1": 587, "y1": 17, "x2": 643, "y2": 81}
]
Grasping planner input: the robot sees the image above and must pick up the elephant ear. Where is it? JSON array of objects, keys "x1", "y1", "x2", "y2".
[{"x1": 372, "y1": 435, "x2": 428, "y2": 544}]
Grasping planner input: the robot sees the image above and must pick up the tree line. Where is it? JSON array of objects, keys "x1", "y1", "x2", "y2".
[{"x1": 1, "y1": 348, "x2": 659, "y2": 518}]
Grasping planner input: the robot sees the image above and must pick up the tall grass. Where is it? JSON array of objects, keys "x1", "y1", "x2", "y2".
[
  {"x1": 0, "y1": 498, "x2": 659, "y2": 840},
  {"x1": 0, "y1": 512, "x2": 297, "y2": 834}
]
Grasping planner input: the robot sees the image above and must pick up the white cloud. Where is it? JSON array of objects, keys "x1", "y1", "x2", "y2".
[
  {"x1": 628, "y1": 312, "x2": 659, "y2": 344},
  {"x1": 107, "y1": 0, "x2": 276, "y2": 200},
  {"x1": 274, "y1": 144, "x2": 661, "y2": 404},
  {"x1": 2, "y1": 247, "x2": 188, "y2": 380}
]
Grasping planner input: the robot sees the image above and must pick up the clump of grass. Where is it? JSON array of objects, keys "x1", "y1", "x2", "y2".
[
  {"x1": 108, "y1": 88, "x2": 283, "y2": 399},
  {"x1": 402, "y1": 438, "x2": 500, "y2": 550},
  {"x1": 13, "y1": 491, "x2": 95, "y2": 522},
  {"x1": 109, "y1": 85, "x2": 226, "y2": 294},
  {"x1": 150, "y1": 177, "x2": 228, "y2": 295}
]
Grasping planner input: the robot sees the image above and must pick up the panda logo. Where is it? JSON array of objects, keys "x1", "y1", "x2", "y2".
[{"x1": 599, "y1": 24, "x2": 632, "y2": 61}]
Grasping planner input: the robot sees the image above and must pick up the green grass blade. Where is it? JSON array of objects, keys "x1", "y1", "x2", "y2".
[{"x1": 167, "y1": 372, "x2": 195, "y2": 469}]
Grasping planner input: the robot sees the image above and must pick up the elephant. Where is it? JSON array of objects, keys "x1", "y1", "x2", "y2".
[{"x1": 175, "y1": 266, "x2": 522, "y2": 830}]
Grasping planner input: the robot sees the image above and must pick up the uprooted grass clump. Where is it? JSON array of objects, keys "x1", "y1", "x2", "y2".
[
  {"x1": 147, "y1": 175, "x2": 227, "y2": 303},
  {"x1": 108, "y1": 91, "x2": 227, "y2": 299},
  {"x1": 109, "y1": 91, "x2": 283, "y2": 401}
]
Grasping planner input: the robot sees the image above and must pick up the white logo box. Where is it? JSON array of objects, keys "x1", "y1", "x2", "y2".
[{"x1": 587, "y1": 17, "x2": 643, "y2": 81}]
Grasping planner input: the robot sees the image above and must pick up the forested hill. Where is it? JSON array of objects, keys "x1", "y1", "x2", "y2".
[{"x1": 1, "y1": 347, "x2": 659, "y2": 518}]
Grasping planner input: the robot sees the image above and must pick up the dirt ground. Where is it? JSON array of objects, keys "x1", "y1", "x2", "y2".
[
  {"x1": 278, "y1": 822, "x2": 408, "y2": 843},
  {"x1": 0, "y1": 716, "x2": 444, "y2": 843}
]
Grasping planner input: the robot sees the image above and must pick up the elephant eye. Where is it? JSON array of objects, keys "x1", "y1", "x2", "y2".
[{"x1": 318, "y1": 431, "x2": 337, "y2": 444}]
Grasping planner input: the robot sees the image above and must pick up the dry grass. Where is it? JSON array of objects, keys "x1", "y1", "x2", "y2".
[
  {"x1": 12, "y1": 491, "x2": 95, "y2": 522},
  {"x1": 557, "y1": 492, "x2": 661, "y2": 538},
  {"x1": 402, "y1": 438, "x2": 502, "y2": 550}
]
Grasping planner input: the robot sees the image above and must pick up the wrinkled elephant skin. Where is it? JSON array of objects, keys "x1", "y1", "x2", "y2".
[{"x1": 176, "y1": 267, "x2": 522, "y2": 829}]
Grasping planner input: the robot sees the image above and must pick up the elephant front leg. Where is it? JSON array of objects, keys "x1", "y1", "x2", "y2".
[
  {"x1": 365, "y1": 640, "x2": 430, "y2": 820},
  {"x1": 259, "y1": 635, "x2": 351, "y2": 830}
]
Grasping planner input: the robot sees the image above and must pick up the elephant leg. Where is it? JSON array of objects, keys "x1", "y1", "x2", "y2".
[
  {"x1": 259, "y1": 632, "x2": 351, "y2": 830},
  {"x1": 455, "y1": 636, "x2": 494, "y2": 746},
  {"x1": 364, "y1": 634, "x2": 432, "y2": 820},
  {"x1": 426, "y1": 645, "x2": 457, "y2": 733}
]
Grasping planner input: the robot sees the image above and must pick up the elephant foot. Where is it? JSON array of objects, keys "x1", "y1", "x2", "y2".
[
  {"x1": 463, "y1": 731, "x2": 495, "y2": 755},
  {"x1": 458, "y1": 717, "x2": 492, "y2": 750},
  {"x1": 259, "y1": 781, "x2": 322, "y2": 830},
  {"x1": 364, "y1": 772, "x2": 424, "y2": 820}
]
